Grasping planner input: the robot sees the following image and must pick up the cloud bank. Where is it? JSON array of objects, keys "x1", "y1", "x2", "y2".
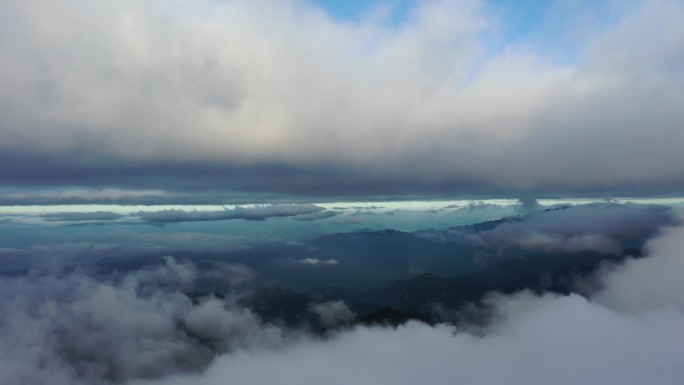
[
  {"x1": 136, "y1": 219, "x2": 684, "y2": 385},
  {"x1": 2, "y1": 210, "x2": 684, "y2": 385},
  {"x1": 1, "y1": 0, "x2": 683, "y2": 196}
]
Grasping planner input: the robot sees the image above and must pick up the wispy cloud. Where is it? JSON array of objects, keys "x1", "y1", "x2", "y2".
[
  {"x1": 138, "y1": 204, "x2": 325, "y2": 224},
  {"x1": 297, "y1": 258, "x2": 340, "y2": 266}
]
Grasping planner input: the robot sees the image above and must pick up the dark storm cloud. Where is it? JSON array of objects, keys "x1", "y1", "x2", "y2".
[
  {"x1": 0, "y1": 152, "x2": 496, "y2": 202},
  {"x1": 0, "y1": 0, "x2": 683, "y2": 199},
  {"x1": 137, "y1": 204, "x2": 325, "y2": 224}
]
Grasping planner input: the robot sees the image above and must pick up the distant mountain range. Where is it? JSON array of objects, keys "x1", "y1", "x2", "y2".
[
  {"x1": 226, "y1": 205, "x2": 660, "y2": 328},
  {"x1": 39, "y1": 204, "x2": 663, "y2": 329},
  {"x1": 240, "y1": 246, "x2": 631, "y2": 329}
]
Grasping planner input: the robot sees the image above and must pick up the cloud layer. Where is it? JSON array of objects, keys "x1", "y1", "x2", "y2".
[
  {"x1": 1, "y1": 0, "x2": 683, "y2": 196},
  {"x1": 137, "y1": 218, "x2": 684, "y2": 385},
  {"x1": 0, "y1": 258, "x2": 285, "y2": 385},
  {"x1": 2, "y1": 209, "x2": 684, "y2": 385}
]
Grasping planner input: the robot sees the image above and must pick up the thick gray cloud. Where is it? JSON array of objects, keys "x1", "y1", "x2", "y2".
[
  {"x1": 0, "y1": 258, "x2": 284, "y2": 385},
  {"x1": 0, "y1": 0, "x2": 683, "y2": 198}
]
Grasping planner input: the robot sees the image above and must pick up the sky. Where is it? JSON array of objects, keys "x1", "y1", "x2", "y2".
[{"x1": 1, "y1": 0, "x2": 683, "y2": 203}]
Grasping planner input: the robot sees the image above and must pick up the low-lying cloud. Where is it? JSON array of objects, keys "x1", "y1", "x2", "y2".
[
  {"x1": 0, "y1": 258, "x2": 284, "y2": 385},
  {"x1": 135, "y1": 218, "x2": 684, "y2": 385},
  {"x1": 2, "y1": 210, "x2": 683, "y2": 385},
  {"x1": 309, "y1": 301, "x2": 355, "y2": 328}
]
